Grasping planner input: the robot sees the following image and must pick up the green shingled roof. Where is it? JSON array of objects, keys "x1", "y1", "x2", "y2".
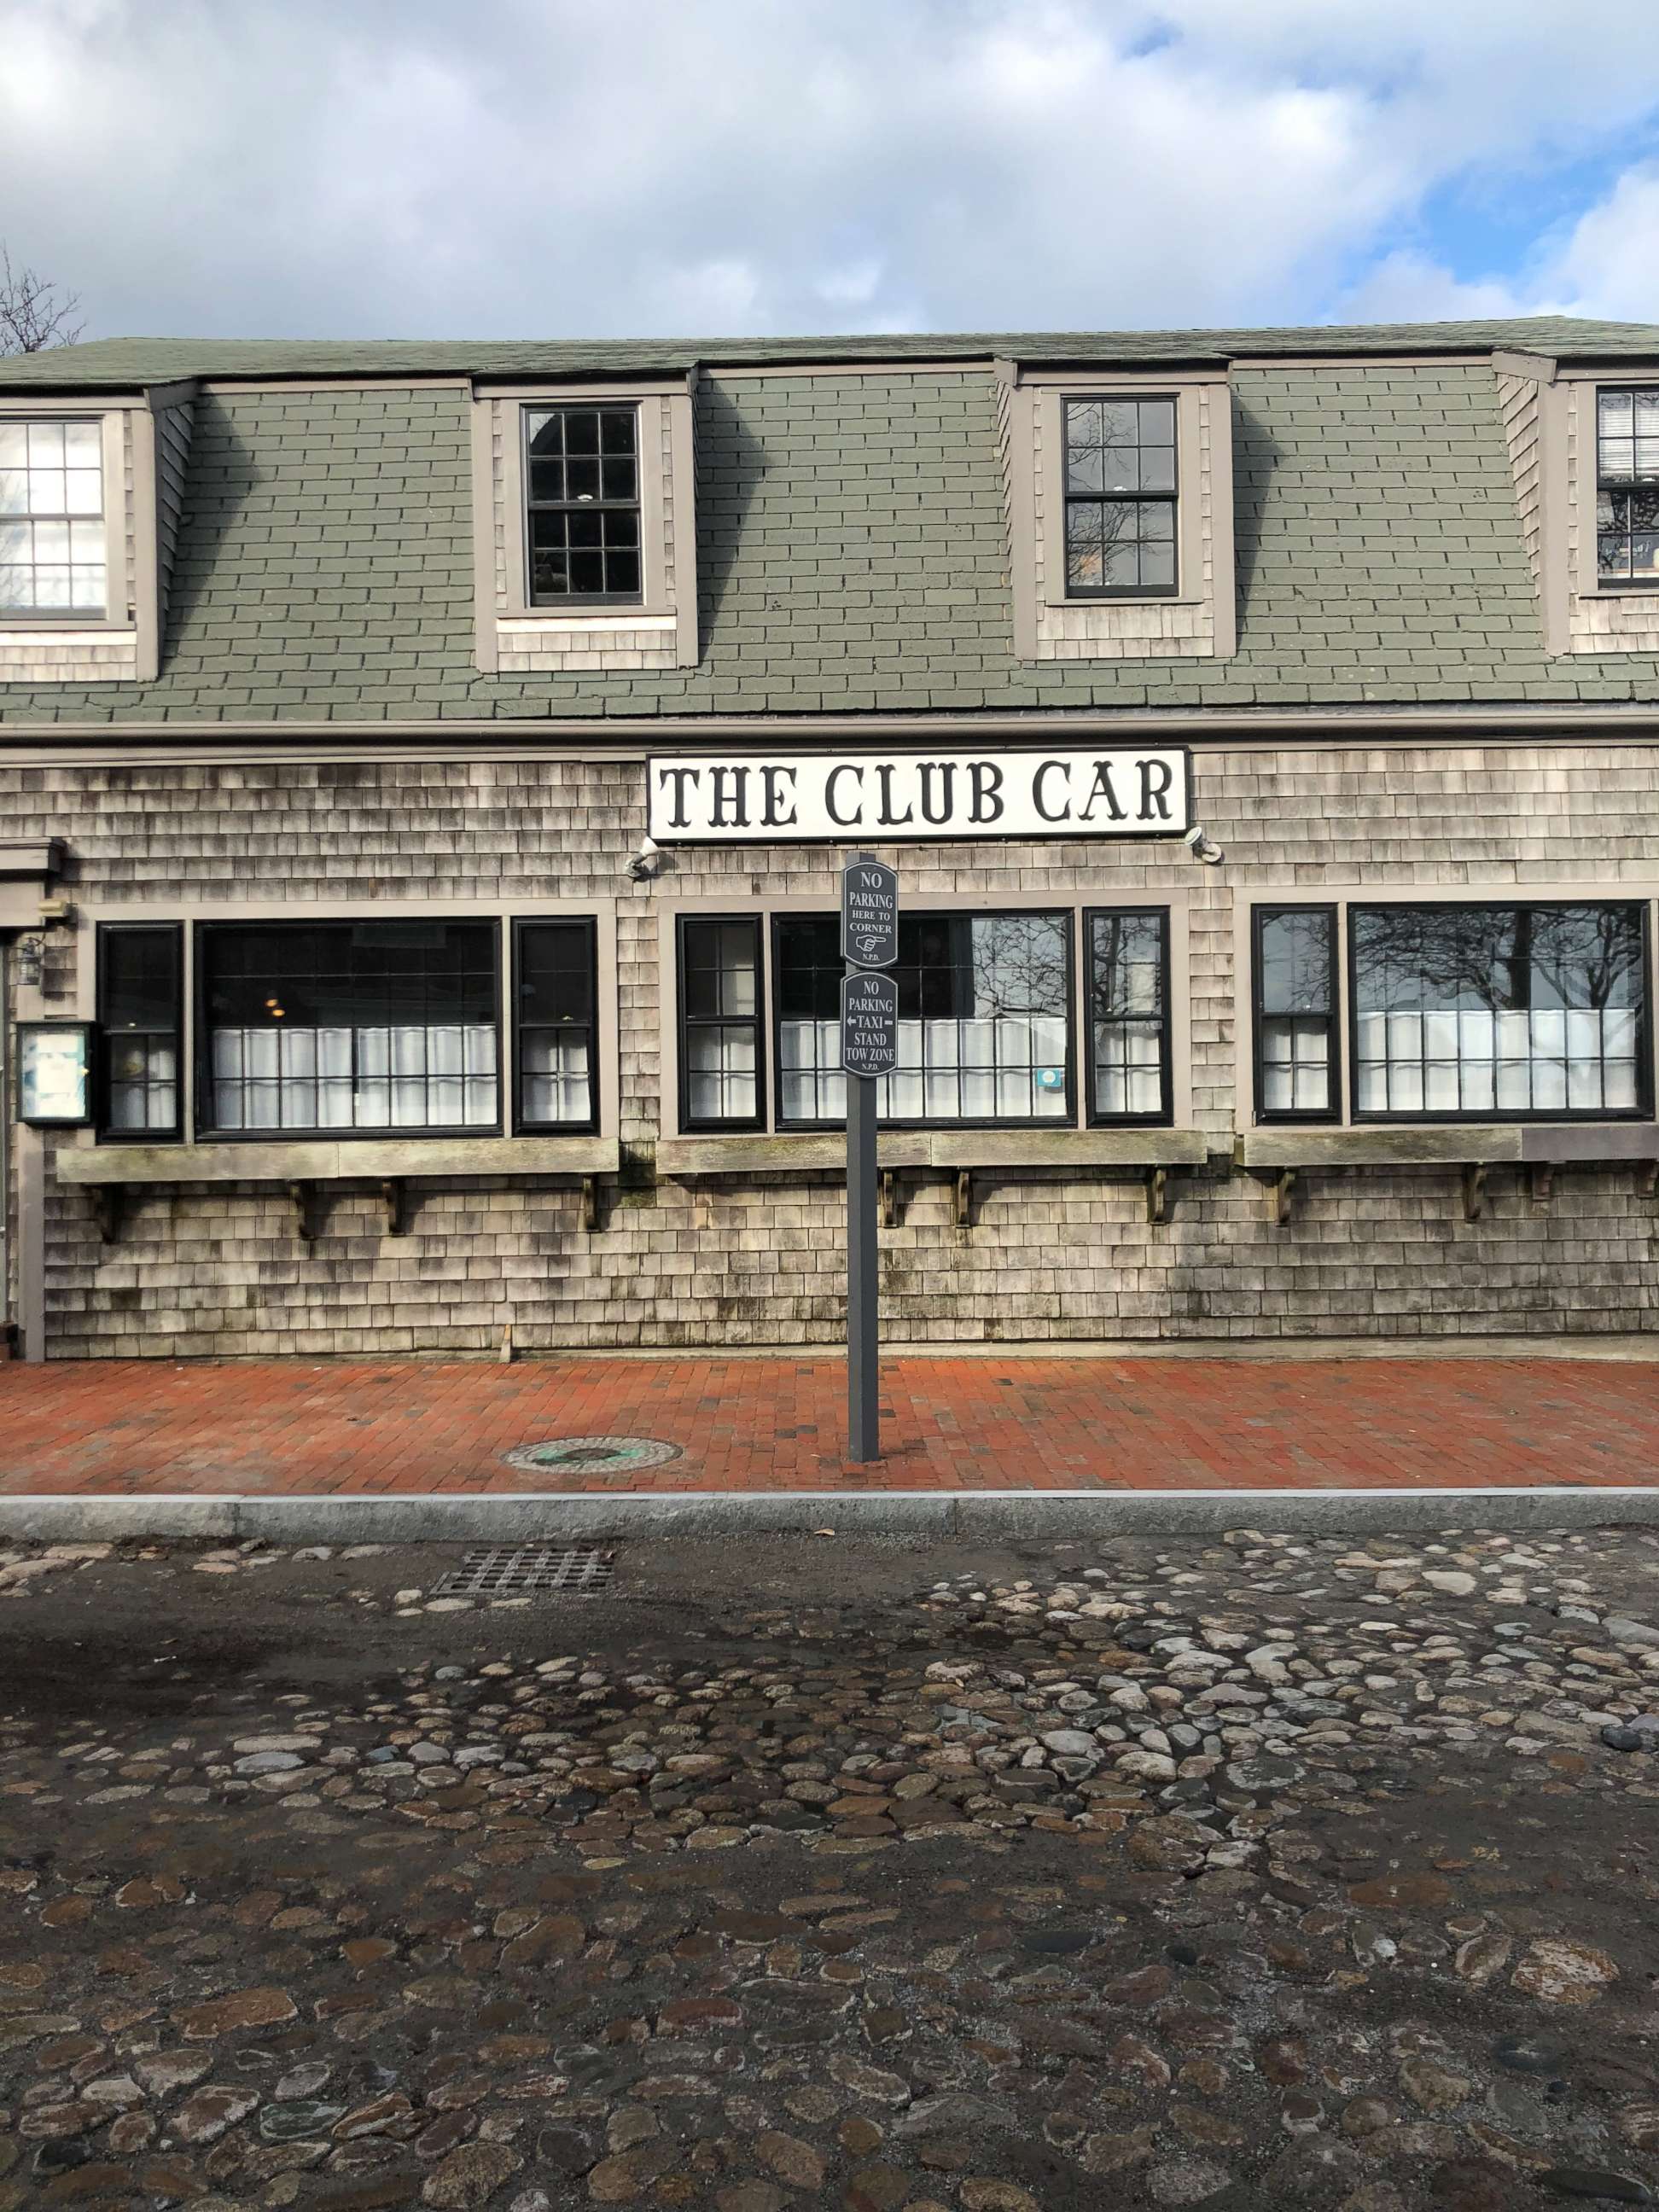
[
  {"x1": 3, "y1": 315, "x2": 1659, "y2": 388},
  {"x1": 3, "y1": 333, "x2": 1659, "y2": 725}
]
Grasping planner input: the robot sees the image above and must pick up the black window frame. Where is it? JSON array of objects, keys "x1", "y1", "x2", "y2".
[
  {"x1": 193, "y1": 917, "x2": 505, "y2": 1143},
  {"x1": 1594, "y1": 385, "x2": 1659, "y2": 592},
  {"x1": 522, "y1": 401, "x2": 644, "y2": 609},
  {"x1": 1061, "y1": 393, "x2": 1179, "y2": 602},
  {"x1": 770, "y1": 906, "x2": 1077, "y2": 1133},
  {"x1": 1253, "y1": 904, "x2": 1342, "y2": 1126},
  {"x1": 677, "y1": 914, "x2": 765, "y2": 1134},
  {"x1": 512, "y1": 916, "x2": 600, "y2": 1136},
  {"x1": 1084, "y1": 906, "x2": 1173, "y2": 1128},
  {"x1": 1347, "y1": 898, "x2": 1653, "y2": 1126},
  {"x1": 96, "y1": 921, "x2": 183, "y2": 1143}
]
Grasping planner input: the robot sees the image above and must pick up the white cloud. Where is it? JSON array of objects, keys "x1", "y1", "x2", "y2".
[
  {"x1": 0, "y1": 0, "x2": 1657, "y2": 338},
  {"x1": 1342, "y1": 160, "x2": 1659, "y2": 325}
]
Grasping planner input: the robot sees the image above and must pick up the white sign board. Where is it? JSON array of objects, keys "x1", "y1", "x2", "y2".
[{"x1": 646, "y1": 746, "x2": 1190, "y2": 844}]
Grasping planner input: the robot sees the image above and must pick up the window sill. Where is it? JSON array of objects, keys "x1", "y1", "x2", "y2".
[
  {"x1": 58, "y1": 1134, "x2": 620, "y2": 1185},
  {"x1": 1237, "y1": 1125, "x2": 1659, "y2": 1169},
  {"x1": 657, "y1": 1128, "x2": 1208, "y2": 1176}
]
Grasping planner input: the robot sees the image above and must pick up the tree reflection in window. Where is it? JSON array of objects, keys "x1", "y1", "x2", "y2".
[
  {"x1": 1353, "y1": 903, "x2": 1646, "y2": 1116},
  {"x1": 775, "y1": 911, "x2": 1071, "y2": 1125}
]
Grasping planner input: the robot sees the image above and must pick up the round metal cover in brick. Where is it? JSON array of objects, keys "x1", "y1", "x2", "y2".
[{"x1": 504, "y1": 1435, "x2": 684, "y2": 1476}]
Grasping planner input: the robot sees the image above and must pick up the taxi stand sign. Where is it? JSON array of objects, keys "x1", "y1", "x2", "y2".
[
  {"x1": 840, "y1": 969, "x2": 899, "y2": 1077},
  {"x1": 840, "y1": 855, "x2": 897, "y2": 1464}
]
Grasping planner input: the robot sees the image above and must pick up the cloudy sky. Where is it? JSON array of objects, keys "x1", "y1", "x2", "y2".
[{"x1": 3, "y1": 0, "x2": 1659, "y2": 342}]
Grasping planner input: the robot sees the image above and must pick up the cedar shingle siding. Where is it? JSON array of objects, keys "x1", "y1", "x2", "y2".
[{"x1": 4, "y1": 317, "x2": 1659, "y2": 1359}]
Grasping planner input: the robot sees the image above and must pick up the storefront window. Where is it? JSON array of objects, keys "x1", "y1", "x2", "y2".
[
  {"x1": 514, "y1": 919, "x2": 597, "y2": 1132},
  {"x1": 1086, "y1": 909, "x2": 1169, "y2": 1123},
  {"x1": 773, "y1": 911, "x2": 1072, "y2": 1127},
  {"x1": 200, "y1": 920, "x2": 499, "y2": 1134},
  {"x1": 678, "y1": 917, "x2": 763, "y2": 1129},
  {"x1": 1254, "y1": 907, "x2": 1338, "y2": 1121},
  {"x1": 97, "y1": 923, "x2": 182, "y2": 1137},
  {"x1": 1353, "y1": 903, "x2": 1648, "y2": 1118}
]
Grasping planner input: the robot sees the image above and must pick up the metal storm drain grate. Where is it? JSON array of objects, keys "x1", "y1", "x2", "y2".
[
  {"x1": 503, "y1": 1435, "x2": 683, "y2": 1476},
  {"x1": 431, "y1": 1544, "x2": 615, "y2": 1599}
]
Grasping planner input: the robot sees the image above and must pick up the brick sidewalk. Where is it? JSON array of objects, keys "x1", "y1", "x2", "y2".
[{"x1": 0, "y1": 1352, "x2": 1656, "y2": 1495}]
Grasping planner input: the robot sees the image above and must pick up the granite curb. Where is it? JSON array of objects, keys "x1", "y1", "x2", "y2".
[{"x1": 4, "y1": 1486, "x2": 1658, "y2": 1544}]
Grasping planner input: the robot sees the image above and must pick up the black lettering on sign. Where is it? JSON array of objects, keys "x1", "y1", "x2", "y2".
[
  {"x1": 825, "y1": 764, "x2": 864, "y2": 826},
  {"x1": 969, "y1": 762, "x2": 1004, "y2": 824},
  {"x1": 874, "y1": 765, "x2": 914, "y2": 828},
  {"x1": 1138, "y1": 755, "x2": 1174, "y2": 820},
  {"x1": 1032, "y1": 760, "x2": 1071, "y2": 823},
  {"x1": 710, "y1": 766, "x2": 750, "y2": 829},
  {"x1": 1079, "y1": 760, "x2": 1126, "y2": 824},
  {"x1": 760, "y1": 765, "x2": 798, "y2": 828},
  {"x1": 657, "y1": 765, "x2": 701, "y2": 829}
]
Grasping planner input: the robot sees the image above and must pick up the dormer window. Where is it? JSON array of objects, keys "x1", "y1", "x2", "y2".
[
  {"x1": 1595, "y1": 387, "x2": 1659, "y2": 586},
  {"x1": 1062, "y1": 397, "x2": 1178, "y2": 598},
  {"x1": 0, "y1": 417, "x2": 106, "y2": 617},
  {"x1": 525, "y1": 404, "x2": 643, "y2": 605}
]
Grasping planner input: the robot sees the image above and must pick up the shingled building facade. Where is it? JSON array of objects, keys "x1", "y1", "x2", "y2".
[{"x1": 2, "y1": 318, "x2": 1658, "y2": 1360}]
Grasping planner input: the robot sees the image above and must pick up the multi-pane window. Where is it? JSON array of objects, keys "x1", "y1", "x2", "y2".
[
  {"x1": 679, "y1": 918, "x2": 763, "y2": 1129},
  {"x1": 1063, "y1": 396, "x2": 1178, "y2": 597},
  {"x1": 515, "y1": 919, "x2": 597, "y2": 1132},
  {"x1": 0, "y1": 419, "x2": 105, "y2": 616},
  {"x1": 1255, "y1": 908, "x2": 1338, "y2": 1121},
  {"x1": 97, "y1": 924, "x2": 181, "y2": 1138},
  {"x1": 1353, "y1": 904, "x2": 1647, "y2": 1119},
  {"x1": 201, "y1": 921, "x2": 499, "y2": 1134},
  {"x1": 1596, "y1": 388, "x2": 1659, "y2": 585},
  {"x1": 773, "y1": 912, "x2": 1071, "y2": 1127},
  {"x1": 525, "y1": 405, "x2": 642, "y2": 602},
  {"x1": 1086, "y1": 910, "x2": 1169, "y2": 1122}
]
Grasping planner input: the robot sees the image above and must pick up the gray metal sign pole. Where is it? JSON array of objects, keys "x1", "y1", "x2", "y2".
[
  {"x1": 841, "y1": 852, "x2": 898, "y2": 1464},
  {"x1": 847, "y1": 1040, "x2": 879, "y2": 1464}
]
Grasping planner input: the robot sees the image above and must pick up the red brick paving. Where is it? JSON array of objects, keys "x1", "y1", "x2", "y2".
[{"x1": 0, "y1": 1353, "x2": 1655, "y2": 1495}]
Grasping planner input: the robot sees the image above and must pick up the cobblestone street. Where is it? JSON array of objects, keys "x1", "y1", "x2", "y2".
[{"x1": 3, "y1": 1525, "x2": 1659, "y2": 2209}]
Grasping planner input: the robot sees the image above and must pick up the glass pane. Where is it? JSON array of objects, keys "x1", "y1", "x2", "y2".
[
  {"x1": 1351, "y1": 903, "x2": 1645, "y2": 1119},
  {"x1": 776, "y1": 917, "x2": 842, "y2": 1023},
  {"x1": 1259, "y1": 911, "x2": 1332, "y2": 1016},
  {"x1": 518, "y1": 922, "x2": 592, "y2": 1026},
  {"x1": 1090, "y1": 911, "x2": 1164, "y2": 1019},
  {"x1": 1138, "y1": 537, "x2": 1175, "y2": 588},
  {"x1": 102, "y1": 928, "x2": 178, "y2": 1030},
  {"x1": 1064, "y1": 502, "x2": 1104, "y2": 591},
  {"x1": 202, "y1": 922, "x2": 498, "y2": 1132}
]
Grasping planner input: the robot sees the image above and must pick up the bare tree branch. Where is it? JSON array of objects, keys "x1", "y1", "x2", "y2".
[{"x1": 0, "y1": 247, "x2": 84, "y2": 356}]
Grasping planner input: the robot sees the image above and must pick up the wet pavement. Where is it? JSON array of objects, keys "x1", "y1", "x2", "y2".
[{"x1": 1, "y1": 1526, "x2": 1658, "y2": 2209}]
